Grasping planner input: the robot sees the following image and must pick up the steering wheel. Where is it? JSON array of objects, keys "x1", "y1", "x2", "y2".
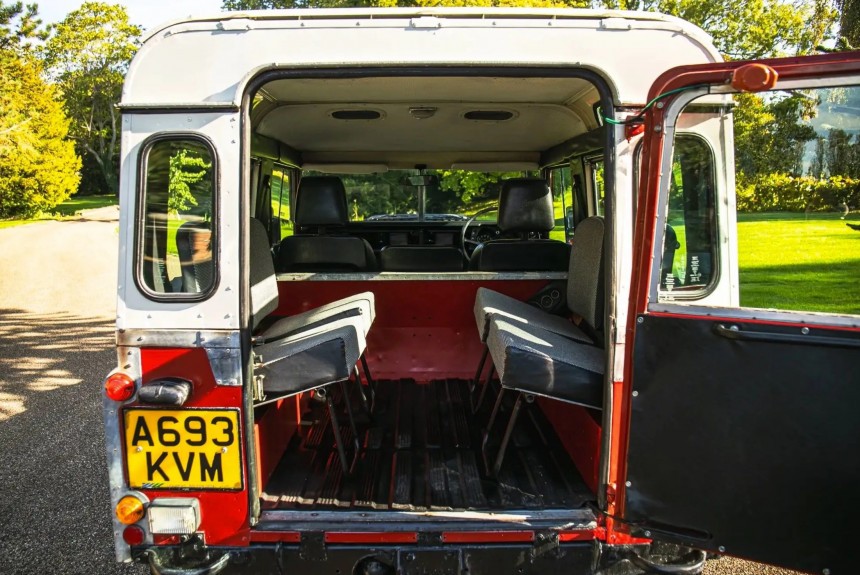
[{"x1": 460, "y1": 205, "x2": 498, "y2": 260}]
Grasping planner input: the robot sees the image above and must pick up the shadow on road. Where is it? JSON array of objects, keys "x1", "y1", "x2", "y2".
[{"x1": 0, "y1": 308, "x2": 145, "y2": 574}]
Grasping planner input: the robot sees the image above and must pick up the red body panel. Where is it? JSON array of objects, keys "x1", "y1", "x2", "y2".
[
  {"x1": 274, "y1": 279, "x2": 554, "y2": 381},
  {"x1": 538, "y1": 399, "x2": 602, "y2": 494},
  {"x1": 129, "y1": 348, "x2": 251, "y2": 546}
]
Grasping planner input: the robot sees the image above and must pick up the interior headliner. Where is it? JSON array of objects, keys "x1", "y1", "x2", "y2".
[{"x1": 253, "y1": 75, "x2": 601, "y2": 168}]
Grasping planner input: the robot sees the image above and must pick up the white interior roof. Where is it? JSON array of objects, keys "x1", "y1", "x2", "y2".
[{"x1": 123, "y1": 8, "x2": 721, "y2": 108}]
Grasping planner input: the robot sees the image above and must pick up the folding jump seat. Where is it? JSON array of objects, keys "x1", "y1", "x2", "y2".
[
  {"x1": 471, "y1": 212, "x2": 604, "y2": 411},
  {"x1": 248, "y1": 218, "x2": 375, "y2": 473},
  {"x1": 476, "y1": 216, "x2": 606, "y2": 477}
]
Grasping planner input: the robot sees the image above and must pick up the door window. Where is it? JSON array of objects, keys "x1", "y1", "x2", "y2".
[
  {"x1": 666, "y1": 84, "x2": 860, "y2": 315},
  {"x1": 137, "y1": 137, "x2": 216, "y2": 297}
]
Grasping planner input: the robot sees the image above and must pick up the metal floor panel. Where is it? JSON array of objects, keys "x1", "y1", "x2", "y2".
[{"x1": 261, "y1": 379, "x2": 593, "y2": 511}]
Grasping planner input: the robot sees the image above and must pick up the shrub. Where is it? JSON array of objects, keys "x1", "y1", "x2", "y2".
[{"x1": 736, "y1": 172, "x2": 860, "y2": 212}]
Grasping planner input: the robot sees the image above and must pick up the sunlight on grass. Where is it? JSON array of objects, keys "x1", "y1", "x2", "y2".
[
  {"x1": 736, "y1": 213, "x2": 860, "y2": 315},
  {"x1": 0, "y1": 194, "x2": 118, "y2": 229}
]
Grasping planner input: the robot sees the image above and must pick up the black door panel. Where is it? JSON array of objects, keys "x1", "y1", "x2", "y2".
[{"x1": 627, "y1": 314, "x2": 860, "y2": 574}]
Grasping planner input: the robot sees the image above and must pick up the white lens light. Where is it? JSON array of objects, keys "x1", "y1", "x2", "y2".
[{"x1": 147, "y1": 498, "x2": 201, "y2": 535}]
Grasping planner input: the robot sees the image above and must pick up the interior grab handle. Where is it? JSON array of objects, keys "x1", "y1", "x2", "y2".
[{"x1": 713, "y1": 323, "x2": 860, "y2": 349}]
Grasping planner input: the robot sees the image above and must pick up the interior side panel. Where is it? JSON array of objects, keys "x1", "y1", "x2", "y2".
[
  {"x1": 627, "y1": 314, "x2": 860, "y2": 574},
  {"x1": 273, "y1": 279, "x2": 554, "y2": 380}
]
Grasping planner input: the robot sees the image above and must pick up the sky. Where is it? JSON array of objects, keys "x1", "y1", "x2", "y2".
[{"x1": 39, "y1": 0, "x2": 225, "y2": 32}]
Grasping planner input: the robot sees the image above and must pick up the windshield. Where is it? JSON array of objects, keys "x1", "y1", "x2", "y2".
[{"x1": 303, "y1": 169, "x2": 538, "y2": 222}]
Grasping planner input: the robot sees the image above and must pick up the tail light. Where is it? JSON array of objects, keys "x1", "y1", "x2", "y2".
[
  {"x1": 116, "y1": 495, "x2": 146, "y2": 525},
  {"x1": 105, "y1": 372, "x2": 136, "y2": 402}
]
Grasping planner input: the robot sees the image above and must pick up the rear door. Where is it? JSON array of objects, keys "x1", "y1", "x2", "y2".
[{"x1": 621, "y1": 52, "x2": 860, "y2": 574}]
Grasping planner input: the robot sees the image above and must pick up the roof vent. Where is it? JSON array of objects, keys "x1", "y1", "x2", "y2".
[
  {"x1": 463, "y1": 110, "x2": 515, "y2": 121},
  {"x1": 330, "y1": 110, "x2": 382, "y2": 120}
]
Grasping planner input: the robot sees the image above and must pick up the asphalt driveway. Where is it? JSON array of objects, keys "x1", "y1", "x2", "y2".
[{"x1": 0, "y1": 211, "x2": 801, "y2": 575}]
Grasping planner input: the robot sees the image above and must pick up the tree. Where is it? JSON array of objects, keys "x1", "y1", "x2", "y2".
[
  {"x1": 0, "y1": 50, "x2": 80, "y2": 218},
  {"x1": 835, "y1": 0, "x2": 859, "y2": 49},
  {"x1": 0, "y1": 1, "x2": 45, "y2": 54},
  {"x1": 42, "y1": 2, "x2": 141, "y2": 196},
  {"x1": 168, "y1": 150, "x2": 213, "y2": 214}
]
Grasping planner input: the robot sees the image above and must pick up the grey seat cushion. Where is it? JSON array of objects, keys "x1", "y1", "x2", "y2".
[
  {"x1": 254, "y1": 316, "x2": 366, "y2": 395},
  {"x1": 487, "y1": 318, "x2": 604, "y2": 409},
  {"x1": 259, "y1": 291, "x2": 375, "y2": 342},
  {"x1": 474, "y1": 287, "x2": 591, "y2": 344}
]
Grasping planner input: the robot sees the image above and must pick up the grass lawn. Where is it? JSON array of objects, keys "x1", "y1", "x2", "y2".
[
  {"x1": 736, "y1": 212, "x2": 860, "y2": 315},
  {"x1": 0, "y1": 194, "x2": 118, "y2": 229},
  {"x1": 51, "y1": 194, "x2": 117, "y2": 216}
]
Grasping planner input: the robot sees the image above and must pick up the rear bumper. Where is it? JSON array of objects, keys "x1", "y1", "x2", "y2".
[{"x1": 142, "y1": 541, "x2": 597, "y2": 575}]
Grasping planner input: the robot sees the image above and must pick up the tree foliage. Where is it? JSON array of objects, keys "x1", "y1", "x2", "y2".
[
  {"x1": 0, "y1": 51, "x2": 80, "y2": 218},
  {"x1": 168, "y1": 150, "x2": 212, "y2": 214},
  {"x1": 0, "y1": 1, "x2": 45, "y2": 53},
  {"x1": 42, "y1": 2, "x2": 141, "y2": 196},
  {"x1": 836, "y1": 0, "x2": 860, "y2": 49}
]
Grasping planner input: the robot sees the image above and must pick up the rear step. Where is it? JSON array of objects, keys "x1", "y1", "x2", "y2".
[{"x1": 261, "y1": 379, "x2": 594, "y2": 512}]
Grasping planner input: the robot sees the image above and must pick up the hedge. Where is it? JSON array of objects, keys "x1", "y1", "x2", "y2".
[{"x1": 736, "y1": 173, "x2": 860, "y2": 213}]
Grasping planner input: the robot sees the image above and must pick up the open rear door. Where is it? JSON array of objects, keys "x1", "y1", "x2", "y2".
[{"x1": 621, "y1": 52, "x2": 860, "y2": 574}]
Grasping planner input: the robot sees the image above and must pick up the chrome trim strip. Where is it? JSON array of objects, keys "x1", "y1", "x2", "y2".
[{"x1": 117, "y1": 329, "x2": 241, "y2": 349}]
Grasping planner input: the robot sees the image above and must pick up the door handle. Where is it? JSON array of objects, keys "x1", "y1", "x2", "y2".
[{"x1": 713, "y1": 323, "x2": 860, "y2": 349}]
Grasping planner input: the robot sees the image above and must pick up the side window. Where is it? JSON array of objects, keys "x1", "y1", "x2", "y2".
[
  {"x1": 271, "y1": 165, "x2": 293, "y2": 240},
  {"x1": 139, "y1": 137, "x2": 215, "y2": 296},
  {"x1": 549, "y1": 165, "x2": 573, "y2": 241},
  {"x1": 659, "y1": 135, "x2": 717, "y2": 295},
  {"x1": 587, "y1": 158, "x2": 606, "y2": 216}
]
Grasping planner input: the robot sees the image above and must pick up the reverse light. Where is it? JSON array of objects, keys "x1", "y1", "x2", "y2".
[
  {"x1": 148, "y1": 498, "x2": 201, "y2": 535},
  {"x1": 116, "y1": 495, "x2": 146, "y2": 525},
  {"x1": 122, "y1": 525, "x2": 145, "y2": 546},
  {"x1": 105, "y1": 372, "x2": 136, "y2": 402}
]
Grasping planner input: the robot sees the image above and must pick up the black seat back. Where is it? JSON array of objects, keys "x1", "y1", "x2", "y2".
[
  {"x1": 468, "y1": 178, "x2": 570, "y2": 271},
  {"x1": 379, "y1": 246, "x2": 465, "y2": 271},
  {"x1": 276, "y1": 176, "x2": 377, "y2": 272}
]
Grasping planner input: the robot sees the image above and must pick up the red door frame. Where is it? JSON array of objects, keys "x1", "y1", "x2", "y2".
[{"x1": 605, "y1": 51, "x2": 860, "y2": 526}]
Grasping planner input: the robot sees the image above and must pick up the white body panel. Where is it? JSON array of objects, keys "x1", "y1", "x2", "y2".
[
  {"x1": 116, "y1": 112, "x2": 241, "y2": 331},
  {"x1": 123, "y1": 9, "x2": 720, "y2": 108}
]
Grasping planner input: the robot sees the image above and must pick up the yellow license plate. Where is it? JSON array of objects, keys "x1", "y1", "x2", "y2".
[{"x1": 124, "y1": 409, "x2": 242, "y2": 490}]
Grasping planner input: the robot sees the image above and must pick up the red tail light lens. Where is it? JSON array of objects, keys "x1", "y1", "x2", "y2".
[
  {"x1": 122, "y1": 525, "x2": 145, "y2": 546},
  {"x1": 105, "y1": 372, "x2": 135, "y2": 402}
]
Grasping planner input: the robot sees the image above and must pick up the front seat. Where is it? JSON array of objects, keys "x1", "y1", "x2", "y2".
[
  {"x1": 276, "y1": 176, "x2": 377, "y2": 272},
  {"x1": 468, "y1": 178, "x2": 570, "y2": 271}
]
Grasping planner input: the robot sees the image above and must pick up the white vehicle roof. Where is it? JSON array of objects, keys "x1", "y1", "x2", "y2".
[{"x1": 123, "y1": 8, "x2": 722, "y2": 108}]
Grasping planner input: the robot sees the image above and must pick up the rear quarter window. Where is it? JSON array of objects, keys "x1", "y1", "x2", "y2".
[{"x1": 137, "y1": 136, "x2": 217, "y2": 298}]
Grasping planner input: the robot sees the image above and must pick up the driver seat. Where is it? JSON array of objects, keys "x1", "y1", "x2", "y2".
[{"x1": 468, "y1": 178, "x2": 570, "y2": 271}]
